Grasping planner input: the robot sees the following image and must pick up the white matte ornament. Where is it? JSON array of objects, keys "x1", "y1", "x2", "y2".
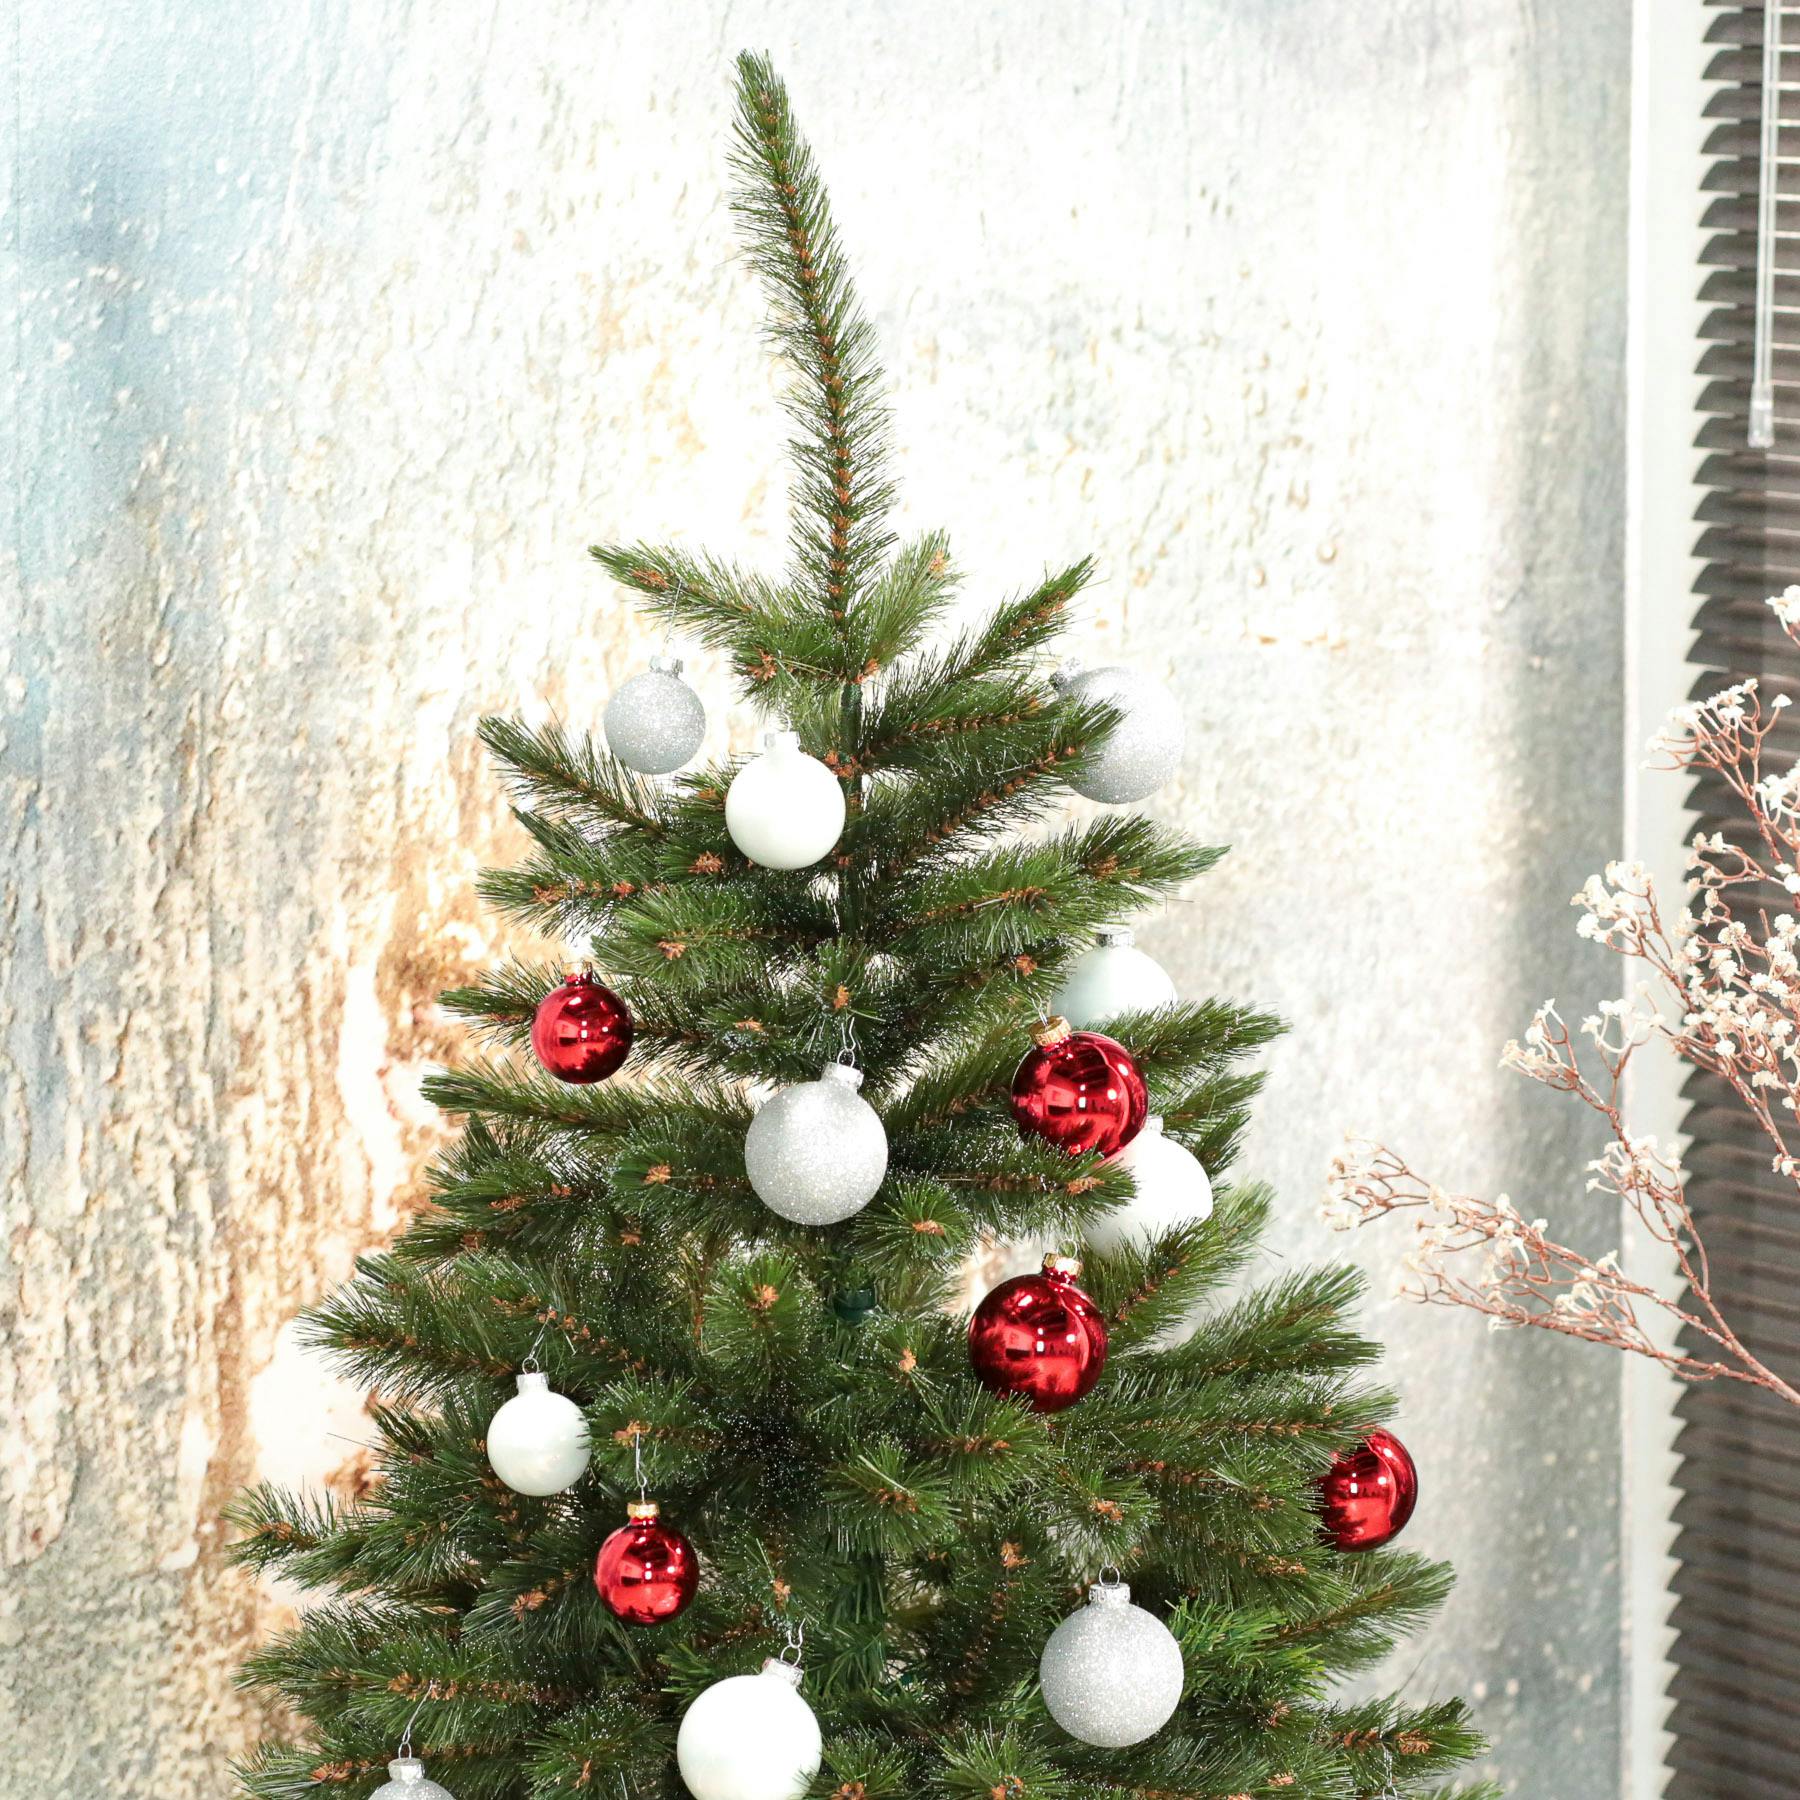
[
  {"x1": 677, "y1": 1657, "x2": 823, "y2": 1800},
  {"x1": 725, "y1": 730, "x2": 846, "y2": 869},
  {"x1": 1052, "y1": 661, "x2": 1184, "y2": 805},
  {"x1": 1052, "y1": 927, "x2": 1179, "y2": 1029},
  {"x1": 745, "y1": 1062, "x2": 888, "y2": 1225},
  {"x1": 1088, "y1": 1117, "x2": 1214, "y2": 1255},
  {"x1": 485, "y1": 1371, "x2": 591, "y2": 1497},
  {"x1": 604, "y1": 655, "x2": 707, "y2": 775},
  {"x1": 1039, "y1": 1579, "x2": 1185, "y2": 1747},
  {"x1": 370, "y1": 1758, "x2": 456, "y2": 1800}
]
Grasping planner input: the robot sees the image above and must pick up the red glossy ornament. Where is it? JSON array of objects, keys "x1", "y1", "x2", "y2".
[
  {"x1": 594, "y1": 1501, "x2": 699, "y2": 1624},
  {"x1": 1010, "y1": 1017, "x2": 1147, "y2": 1158},
  {"x1": 968, "y1": 1255, "x2": 1109, "y2": 1413},
  {"x1": 1316, "y1": 1428, "x2": 1418, "y2": 1552},
  {"x1": 531, "y1": 969, "x2": 633, "y2": 1084}
]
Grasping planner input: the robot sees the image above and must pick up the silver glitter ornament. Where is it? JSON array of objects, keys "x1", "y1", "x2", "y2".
[
  {"x1": 1051, "y1": 927, "x2": 1178, "y2": 1028},
  {"x1": 1052, "y1": 661, "x2": 1184, "y2": 805},
  {"x1": 744, "y1": 1061, "x2": 887, "y2": 1225},
  {"x1": 604, "y1": 655, "x2": 707, "y2": 775},
  {"x1": 1038, "y1": 1578, "x2": 1185, "y2": 1747},
  {"x1": 370, "y1": 1757, "x2": 456, "y2": 1800}
]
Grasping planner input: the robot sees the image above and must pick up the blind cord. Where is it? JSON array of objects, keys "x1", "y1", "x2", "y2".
[{"x1": 1752, "y1": 0, "x2": 1784, "y2": 448}]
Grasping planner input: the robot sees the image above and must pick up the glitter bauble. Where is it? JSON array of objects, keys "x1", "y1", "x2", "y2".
[
  {"x1": 676, "y1": 1658, "x2": 822, "y2": 1800},
  {"x1": 969, "y1": 1255, "x2": 1109, "y2": 1413},
  {"x1": 369, "y1": 1757, "x2": 456, "y2": 1800},
  {"x1": 1086, "y1": 1117, "x2": 1213, "y2": 1255},
  {"x1": 1011, "y1": 1018, "x2": 1147, "y2": 1158},
  {"x1": 1051, "y1": 660, "x2": 1184, "y2": 805},
  {"x1": 1317, "y1": 1427, "x2": 1418, "y2": 1551},
  {"x1": 595, "y1": 1501, "x2": 700, "y2": 1624},
  {"x1": 604, "y1": 655, "x2": 707, "y2": 775},
  {"x1": 531, "y1": 971, "x2": 634, "y2": 1084},
  {"x1": 1038, "y1": 1579, "x2": 1185, "y2": 1747},
  {"x1": 1051, "y1": 927, "x2": 1178, "y2": 1029},
  {"x1": 744, "y1": 1062, "x2": 887, "y2": 1225},
  {"x1": 724, "y1": 730, "x2": 846, "y2": 870},
  {"x1": 485, "y1": 1371, "x2": 591, "y2": 1497}
]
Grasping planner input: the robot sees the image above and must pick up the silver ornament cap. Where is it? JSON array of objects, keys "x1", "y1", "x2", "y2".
[
  {"x1": 744, "y1": 1061, "x2": 888, "y2": 1225},
  {"x1": 370, "y1": 1758, "x2": 456, "y2": 1800},
  {"x1": 1052, "y1": 660, "x2": 1184, "y2": 805},
  {"x1": 604, "y1": 655, "x2": 707, "y2": 775},
  {"x1": 1038, "y1": 1578, "x2": 1185, "y2": 1747}
]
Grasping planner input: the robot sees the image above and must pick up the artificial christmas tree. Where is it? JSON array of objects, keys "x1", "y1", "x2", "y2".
[{"x1": 228, "y1": 54, "x2": 1489, "y2": 1800}]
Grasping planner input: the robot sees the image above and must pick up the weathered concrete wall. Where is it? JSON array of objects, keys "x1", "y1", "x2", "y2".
[{"x1": 0, "y1": 2, "x2": 1629, "y2": 1794}]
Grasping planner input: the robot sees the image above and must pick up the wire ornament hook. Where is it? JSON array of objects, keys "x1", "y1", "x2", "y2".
[
  {"x1": 659, "y1": 570, "x2": 684, "y2": 657},
  {"x1": 632, "y1": 1427, "x2": 647, "y2": 1503},
  {"x1": 520, "y1": 1320, "x2": 551, "y2": 1375},
  {"x1": 1375, "y1": 1740, "x2": 1400, "y2": 1800},
  {"x1": 396, "y1": 1689, "x2": 430, "y2": 1759},
  {"x1": 778, "y1": 1617, "x2": 806, "y2": 1664}
]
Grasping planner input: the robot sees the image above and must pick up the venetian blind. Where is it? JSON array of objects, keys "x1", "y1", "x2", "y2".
[{"x1": 1672, "y1": 5, "x2": 1800, "y2": 1794}]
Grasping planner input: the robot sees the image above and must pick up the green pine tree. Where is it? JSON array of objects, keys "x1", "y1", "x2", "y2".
[{"x1": 229, "y1": 53, "x2": 1490, "y2": 1800}]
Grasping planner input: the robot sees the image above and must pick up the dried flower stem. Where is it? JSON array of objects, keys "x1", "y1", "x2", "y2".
[{"x1": 1324, "y1": 589, "x2": 1800, "y2": 1409}]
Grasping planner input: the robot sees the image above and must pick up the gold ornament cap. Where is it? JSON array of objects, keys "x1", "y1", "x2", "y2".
[
  {"x1": 626, "y1": 1499, "x2": 660, "y2": 1521},
  {"x1": 1044, "y1": 1254, "x2": 1082, "y2": 1279},
  {"x1": 1031, "y1": 1015, "x2": 1073, "y2": 1048}
]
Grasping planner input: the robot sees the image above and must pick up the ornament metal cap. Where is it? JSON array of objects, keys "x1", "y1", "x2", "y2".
[
  {"x1": 1031, "y1": 1015, "x2": 1073, "y2": 1048},
  {"x1": 626, "y1": 1499, "x2": 660, "y2": 1520},
  {"x1": 1050, "y1": 657, "x2": 1083, "y2": 690},
  {"x1": 1095, "y1": 925, "x2": 1135, "y2": 947},
  {"x1": 1088, "y1": 1579, "x2": 1132, "y2": 1607},
  {"x1": 648, "y1": 652, "x2": 685, "y2": 675},
  {"x1": 819, "y1": 1060, "x2": 865, "y2": 1090},
  {"x1": 760, "y1": 1656, "x2": 804, "y2": 1688},
  {"x1": 763, "y1": 728, "x2": 801, "y2": 754},
  {"x1": 1044, "y1": 1254, "x2": 1083, "y2": 1279},
  {"x1": 514, "y1": 1370, "x2": 550, "y2": 1396},
  {"x1": 1141, "y1": 1114, "x2": 1165, "y2": 1136},
  {"x1": 386, "y1": 1758, "x2": 429, "y2": 1784}
]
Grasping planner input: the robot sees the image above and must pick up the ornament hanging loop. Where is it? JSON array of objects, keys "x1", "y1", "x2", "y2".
[
  {"x1": 1097, "y1": 1562, "x2": 1122, "y2": 1589},
  {"x1": 778, "y1": 1617, "x2": 806, "y2": 1665},
  {"x1": 520, "y1": 1320, "x2": 550, "y2": 1375}
]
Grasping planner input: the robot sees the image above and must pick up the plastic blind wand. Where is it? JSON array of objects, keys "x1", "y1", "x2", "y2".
[{"x1": 1752, "y1": 0, "x2": 1785, "y2": 448}]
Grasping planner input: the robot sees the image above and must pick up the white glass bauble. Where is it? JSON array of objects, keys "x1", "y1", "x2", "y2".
[
  {"x1": 370, "y1": 1757, "x2": 455, "y2": 1800},
  {"x1": 1087, "y1": 1117, "x2": 1214, "y2": 1255},
  {"x1": 1051, "y1": 661, "x2": 1184, "y2": 805},
  {"x1": 1051, "y1": 927, "x2": 1178, "y2": 1028},
  {"x1": 604, "y1": 654, "x2": 707, "y2": 775},
  {"x1": 724, "y1": 730, "x2": 846, "y2": 870},
  {"x1": 1039, "y1": 1580, "x2": 1185, "y2": 1747},
  {"x1": 676, "y1": 1658, "x2": 822, "y2": 1800},
  {"x1": 745, "y1": 1062, "x2": 888, "y2": 1225},
  {"x1": 485, "y1": 1371, "x2": 590, "y2": 1497}
]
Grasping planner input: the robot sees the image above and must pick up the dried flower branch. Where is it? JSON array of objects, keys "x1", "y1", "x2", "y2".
[{"x1": 1324, "y1": 588, "x2": 1800, "y2": 1409}]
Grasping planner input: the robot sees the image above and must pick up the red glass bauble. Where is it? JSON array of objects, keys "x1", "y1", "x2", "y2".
[
  {"x1": 1010, "y1": 1018, "x2": 1147, "y2": 1158},
  {"x1": 968, "y1": 1255, "x2": 1109, "y2": 1413},
  {"x1": 531, "y1": 971, "x2": 633, "y2": 1084},
  {"x1": 594, "y1": 1503, "x2": 699, "y2": 1624},
  {"x1": 1316, "y1": 1428, "x2": 1418, "y2": 1552}
]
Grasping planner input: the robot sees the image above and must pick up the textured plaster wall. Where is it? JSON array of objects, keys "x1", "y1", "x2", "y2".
[{"x1": 1, "y1": 3, "x2": 1630, "y2": 1795}]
